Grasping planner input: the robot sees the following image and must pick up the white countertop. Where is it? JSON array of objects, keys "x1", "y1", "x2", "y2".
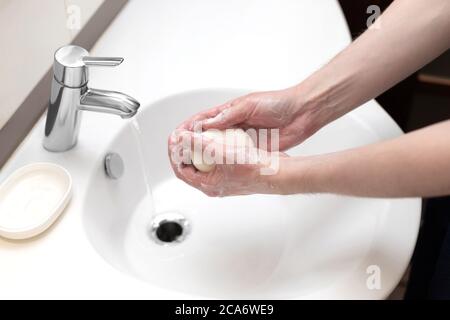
[{"x1": 0, "y1": 0, "x2": 387, "y2": 299}]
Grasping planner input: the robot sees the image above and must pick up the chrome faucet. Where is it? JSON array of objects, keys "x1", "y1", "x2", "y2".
[{"x1": 44, "y1": 45, "x2": 140, "y2": 152}]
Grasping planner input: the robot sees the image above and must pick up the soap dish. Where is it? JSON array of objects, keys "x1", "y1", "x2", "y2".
[{"x1": 0, "y1": 163, "x2": 72, "y2": 240}]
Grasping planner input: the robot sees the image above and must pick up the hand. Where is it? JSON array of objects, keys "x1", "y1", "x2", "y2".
[
  {"x1": 177, "y1": 87, "x2": 326, "y2": 151},
  {"x1": 168, "y1": 130, "x2": 287, "y2": 197}
]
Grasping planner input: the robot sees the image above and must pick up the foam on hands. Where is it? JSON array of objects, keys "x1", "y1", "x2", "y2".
[{"x1": 192, "y1": 129, "x2": 255, "y2": 172}]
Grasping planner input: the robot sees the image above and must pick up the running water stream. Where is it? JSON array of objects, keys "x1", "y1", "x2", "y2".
[{"x1": 130, "y1": 119, "x2": 156, "y2": 216}]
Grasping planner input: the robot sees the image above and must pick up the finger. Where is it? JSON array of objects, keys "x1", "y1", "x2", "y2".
[
  {"x1": 202, "y1": 101, "x2": 250, "y2": 130},
  {"x1": 177, "y1": 165, "x2": 210, "y2": 189},
  {"x1": 168, "y1": 130, "x2": 196, "y2": 168},
  {"x1": 176, "y1": 130, "x2": 214, "y2": 154},
  {"x1": 177, "y1": 103, "x2": 231, "y2": 131},
  {"x1": 170, "y1": 129, "x2": 261, "y2": 176}
]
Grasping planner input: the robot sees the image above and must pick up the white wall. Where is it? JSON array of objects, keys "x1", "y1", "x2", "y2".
[{"x1": 0, "y1": 0, "x2": 105, "y2": 129}]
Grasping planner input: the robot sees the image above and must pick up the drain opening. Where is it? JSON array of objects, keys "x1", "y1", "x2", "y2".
[
  {"x1": 156, "y1": 221, "x2": 183, "y2": 243},
  {"x1": 150, "y1": 213, "x2": 190, "y2": 245}
]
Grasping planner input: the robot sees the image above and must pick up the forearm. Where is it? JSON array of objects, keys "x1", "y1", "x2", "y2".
[
  {"x1": 294, "y1": 0, "x2": 450, "y2": 126},
  {"x1": 275, "y1": 120, "x2": 450, "y2": 198}
]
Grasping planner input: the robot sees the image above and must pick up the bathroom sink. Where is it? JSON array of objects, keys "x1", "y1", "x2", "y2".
[{"x1": 82, "y1": 89, "x2": 421, "y2": 299}]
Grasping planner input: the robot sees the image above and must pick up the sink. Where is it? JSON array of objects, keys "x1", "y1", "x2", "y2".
[{"x1": 82, "y1": 88, "x2": 421, "y2": 299}]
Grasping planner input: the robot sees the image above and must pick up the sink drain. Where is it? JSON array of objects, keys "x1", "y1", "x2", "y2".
[{"x1": 150, "y1": 213, "x2": 190, "y2": 245}]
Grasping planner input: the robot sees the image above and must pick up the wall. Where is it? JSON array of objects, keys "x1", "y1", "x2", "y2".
[{"x1": 0, "y1": 0, "x2": 105, "y2": 129}]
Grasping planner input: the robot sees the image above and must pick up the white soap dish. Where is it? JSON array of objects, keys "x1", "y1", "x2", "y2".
[{"x1": 0, "y1": 163, "x2": 72, "y2": 240}]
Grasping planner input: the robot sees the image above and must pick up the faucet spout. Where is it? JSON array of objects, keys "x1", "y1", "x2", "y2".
[
  {"x1": 44, "y1": 45, "x2": 141, "y2": 152},
  {"x1": 80, "y1": 88, "x2": 140, "y2": 119}
]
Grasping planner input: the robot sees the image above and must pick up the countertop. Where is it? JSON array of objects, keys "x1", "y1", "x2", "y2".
[{"x1": 0, "y1": 0, "x2": 380, "y2": 299}]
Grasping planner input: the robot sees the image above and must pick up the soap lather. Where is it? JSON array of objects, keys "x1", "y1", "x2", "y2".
[{"x1": 192, "y1": 128, "x2": 255, "y2": 172}]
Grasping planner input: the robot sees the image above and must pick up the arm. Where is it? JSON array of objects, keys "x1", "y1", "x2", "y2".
[
  {"x1": 292, "y1": 0, "x2": 450, "y2": 133},
  {"x1": 183, "y1": 0, "x2": 450, "y2": 149},
  {"x1": 274, "y1": 121, "x2": 450, "y2": 198},
  {"x1": 169, "y1": 0, "x2": 450, "y2": 198}
]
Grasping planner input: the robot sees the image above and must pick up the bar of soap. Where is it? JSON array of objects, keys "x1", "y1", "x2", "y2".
[{"x1": 192, "y1": 129, "x2": 254, "y2": 172}]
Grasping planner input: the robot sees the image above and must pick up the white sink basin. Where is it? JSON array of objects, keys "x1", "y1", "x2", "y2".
[{"x1": 82, "y1": 89, "x2": 421, "y2": 299}]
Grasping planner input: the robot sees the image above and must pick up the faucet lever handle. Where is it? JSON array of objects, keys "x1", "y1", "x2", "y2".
[
  {"x1": 54, "y1": 45, "x2": 125, "y2": 87},
  {"x1": 82, "y1": 56, "x2": 124, "y2": 67}
]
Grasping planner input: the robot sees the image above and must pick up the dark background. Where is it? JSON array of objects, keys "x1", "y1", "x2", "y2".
[
  {"x1": 338, "y1": 1, "x2": 450, "y2": 299},
  {"x1": 338, "y1": 0, "x2": 450, "y2": 132}
]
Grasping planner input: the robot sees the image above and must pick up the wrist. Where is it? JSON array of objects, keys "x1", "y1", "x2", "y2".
[
  {"x1": 266, "y1": 156, "x2": 326, "y2": 195},
  {"x1": 291, "y1": 63, "x2": 360, "y2": 129}
]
